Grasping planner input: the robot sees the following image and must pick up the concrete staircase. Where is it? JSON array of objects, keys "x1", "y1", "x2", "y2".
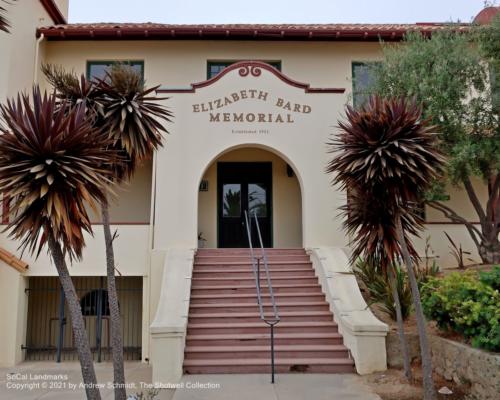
[{"x1": 183, "y1": 248, "x2": 355, "y2": 374}]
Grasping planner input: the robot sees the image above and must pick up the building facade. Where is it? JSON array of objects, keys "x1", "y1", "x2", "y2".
[{"x1": 0, "y1": 0, "x2": 494, "y2": 383}]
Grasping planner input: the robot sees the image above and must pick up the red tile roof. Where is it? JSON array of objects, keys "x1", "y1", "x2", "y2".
[{"x1": 37, "y1": 22, "x2": 471, "y2": 42}]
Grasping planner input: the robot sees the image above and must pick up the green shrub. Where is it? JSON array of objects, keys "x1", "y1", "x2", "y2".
[
  {"x1": 355, "y1": 257, "x2": 440, "y2": 322},
  {"x1": 479, "y1": 265, "x2": 500, "y2": 291},
  {"x1": 355, "y1": 259, "x2": 413, "y2": 321},
  {"x1": 415, "y1": 259, "x2": 440, "y2": 289},
  {"x1": 421, "y1": 271, "x2": 500, "y2": 352}
]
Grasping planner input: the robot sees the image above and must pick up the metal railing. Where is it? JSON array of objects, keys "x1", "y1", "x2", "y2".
[
  {"x1": 22, "y1": 276, "x2": 142, "y2": 362},
  {"x1": 244, "y1": 210, "x2": 280, "y2": 383}
]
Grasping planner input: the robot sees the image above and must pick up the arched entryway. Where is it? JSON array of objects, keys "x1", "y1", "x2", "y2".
[{"x1": 197, "y1": 146, "x2": 303, "y2": 248}]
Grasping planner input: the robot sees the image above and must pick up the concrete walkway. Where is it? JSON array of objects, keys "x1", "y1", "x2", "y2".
[
  {"x1": 173, "y1": 374, "x2": 381, "y2": 400},
  {"x1": 0, "y1": 362, "x2": 381, "y2": 400}
]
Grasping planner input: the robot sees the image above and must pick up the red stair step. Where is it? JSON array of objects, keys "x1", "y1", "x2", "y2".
[
  {"x1": 188, "y1": 311, "x2": 333, "y2": 323},
  {"x1": 183, "y1": 357, "x2": 355, "y2": 374},
  {"x1": 186, "y1": 332, "x2": 345, "y2": 346},
  {"x1": 195, "y1": 255, "x2": 311, "y2": 262},
  {"x1": 191, "y1": 276, "x2": 320, "y2": 286},
  {"x1": 188, "y1": 302, "x2": 331, "y2": 313},
  {"x1": 184, "y1": 344, "x2": 349, "y2": 359},
  {"x1": 189, "y1": 292, "x2": 326, "y2": 304},
  {"x1": 190, "y1": 284, "x2": 322, "y2": 295},
  {"x1": 187, "y1": 321, "x2": 338, "y2": 334}
]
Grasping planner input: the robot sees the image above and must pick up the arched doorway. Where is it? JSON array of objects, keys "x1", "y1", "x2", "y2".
[{"x1": 197, "y1": 146, "x2": 303, "y2": 248}]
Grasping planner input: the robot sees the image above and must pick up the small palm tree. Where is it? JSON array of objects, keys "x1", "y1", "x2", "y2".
[
  {"x1": 43, "y1": 64, "x2": 172, "y2": 400},
  {"x1": 96, "y1": 65, "x2": 172, "y2": 400},
  {"x1": 327, "y1": 96, "x2": 446, "y2": 400},
  {"x1": 0, "y1": 88, "x2": 115, "y2": 400},
  {"x1": 343, "y1": 184, "x2": 421, "y2": 381}
]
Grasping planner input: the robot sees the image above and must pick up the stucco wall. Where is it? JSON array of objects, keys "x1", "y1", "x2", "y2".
[
  {"x1": 0, "y1": 264, "x2": 27, "y2": 367},
  {"x1": 42, "y1": 40, "x2": 383, "y2": 91},
  {"x1": 425, "y1": 178, "x2": 488, "y2": 223},
  {"x1": 198, "y1": 147, "x2": 302, "y2": 248},
  {"x1": 0, "y1": 0, "x2": 53, "y2": 103},
  {"x1": 40, "y1": 39, "x2": 492, "y2": 265},
  {"x1": 0, "y1": 225, "x2": 149, "y2": 276},
  {"x1": 86, "y1": 159, "x2": 153, "y2": 224}
]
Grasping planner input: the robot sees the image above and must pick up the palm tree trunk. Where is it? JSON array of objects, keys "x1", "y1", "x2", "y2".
[
  {"x1": 101, "y1": 196, "x2": 127, "y2": 400},
  {"x1": 396, "y1": 215, "x2": 436, "y2": 400},
  {"x1": 48, "y1": 235, "x2": 101, "y2": 400},
  {"x1": 388, "y1": 266, "x2": 413, "y2": 381}
]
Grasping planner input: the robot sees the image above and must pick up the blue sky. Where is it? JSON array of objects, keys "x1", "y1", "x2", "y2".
[{"x1": 68, "y1": 0, "x2": 490, "y2": 24}]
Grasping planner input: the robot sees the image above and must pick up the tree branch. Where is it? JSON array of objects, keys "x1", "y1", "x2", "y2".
[
  {"x1": 427, "y1": 201, "x2": 483, "y2": 247},
  {"x1": 462, "y1": 177, "x2": 487, "y2": 226},
  {"x1": 486, "y1": 173, "x2": 500, "y2": 236}
]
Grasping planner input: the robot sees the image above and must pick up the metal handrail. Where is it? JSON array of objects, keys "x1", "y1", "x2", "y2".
[{"x1": 244, "y1": 210, "x2": 280, "y2": 383}]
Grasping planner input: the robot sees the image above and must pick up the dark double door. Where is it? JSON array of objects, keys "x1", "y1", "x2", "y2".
[{"x1": 218, "y1": 162, "x2": 272, "y2": 248}]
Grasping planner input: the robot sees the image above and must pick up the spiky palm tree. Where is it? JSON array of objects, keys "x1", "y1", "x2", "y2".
[
  {"x1": 343, "y1": 184, "x2": 421, "y2": 381},
  {"x1": 43, "y1": 64, "x2": 172, "y2": 400},
  {"x1": 95, "y1": 64, "x2": 172, "y2": 400},
  {"x1": 0, "y1": 87, "x2": 115, "y2": 400},
  {"x1": 327, "y1": 96, "x2": 446, "y2": 400}
]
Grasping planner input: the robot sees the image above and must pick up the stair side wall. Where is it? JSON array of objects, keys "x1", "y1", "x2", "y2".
[
  {"x1": 150, "y1": 248, "x2": 195, "y2": 387},
  {"x1": 308, "y1": 247, "x2": 388, "y2": 374}
]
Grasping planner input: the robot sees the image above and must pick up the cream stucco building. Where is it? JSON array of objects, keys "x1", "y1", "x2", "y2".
[{"x1": 0, "y1": 0, "x2": 495, "y2": 386}]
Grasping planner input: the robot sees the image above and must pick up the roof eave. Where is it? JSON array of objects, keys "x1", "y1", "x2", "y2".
[
  {"x1": 40, "y1": 0, "x2": 66, "y2": 25},
  {"x1": 36, "y1": 27, "x2": 432, "y2": 42}
]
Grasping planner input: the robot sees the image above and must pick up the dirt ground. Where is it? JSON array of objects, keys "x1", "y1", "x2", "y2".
[{"x1": 361, "y1": 366, "x2": 471, "y2": 400}]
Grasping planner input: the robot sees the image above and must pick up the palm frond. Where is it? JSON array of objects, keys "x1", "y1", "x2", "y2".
[
  {"x1": 327, "y1": 96, "x2": 446, "y2": 264},
  {"x1": 344, "y1": 185, "x2": 423, "y2": 264},
  {"x1": 96, "y1": 63, "x2": 173, "y2": 180},
  {"x1": 42, "y1": 64, "x2": 105, "y2": 119},
  {"x1": 0, "y1": 87, "x2": 116, "y2": 260},
  {"x1": 0, "y1": 0, "x2": 15, "y2": 33},
  {"x1": 328, "y1": 96, "x2": 446, "y2": 205}
]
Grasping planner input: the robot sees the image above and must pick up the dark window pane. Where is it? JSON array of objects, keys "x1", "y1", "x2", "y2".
[
  {"x1": 248, "y1": 183, "x2": 267, "y2": 217},
  {"x1": 223, "y1": 184, "x2": 241, "y2": 217},
  {"x1": 87, "y1": 61, "x2": 144, "y2": 80},
  {"x1": 352, "y1": 62, "x2": 378, "y2": 108},
  {"x1": 80, "y1": 289, "x2": 110, "y2": 316}
]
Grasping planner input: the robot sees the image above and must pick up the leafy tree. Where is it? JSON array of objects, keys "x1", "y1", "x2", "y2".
[
  {"x1": 370, "y1": 27, "x2": 500, "y2": 264},
  {"x1": 43, "y1": 64, "x2": 172, "y2": 400},
  {"x1": 328, "y1": 97, "x2": 446, "y2": 399},
  {"x1": 0, "y1": 88, "x2": 115, "y2": 400}
]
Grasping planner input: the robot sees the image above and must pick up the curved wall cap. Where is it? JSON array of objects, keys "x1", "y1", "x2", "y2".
[{"x1": 157, "y1": 61, "x2": 345, "y2": 94}]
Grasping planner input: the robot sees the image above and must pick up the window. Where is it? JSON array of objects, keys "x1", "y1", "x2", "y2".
[
  {"x1": 248, "y1": 183, "x2": 268, "y2": 217},
  {"x1": 207, "y1": 61, "x2": 281, "y2": 79},
  {"x1": 352, "y1": 62, "x2": 379, "y2": 109},
  {"x1": 222, "y1": 184, "x2": 241, "y2": 217},
  {"x1": 86, "y1": 61, "x2": 144, "y2": 80},
  {"x1": 80, "y1": 289, "x2": 110, "y2": 316}
]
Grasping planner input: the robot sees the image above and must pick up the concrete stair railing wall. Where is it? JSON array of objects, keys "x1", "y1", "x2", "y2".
[
  {"x1": 308, "y1": 247, "x2": 388, "y2": 374},
  {"x1": 150, "y1": 248, "x2": 195, "y2": 386}
]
